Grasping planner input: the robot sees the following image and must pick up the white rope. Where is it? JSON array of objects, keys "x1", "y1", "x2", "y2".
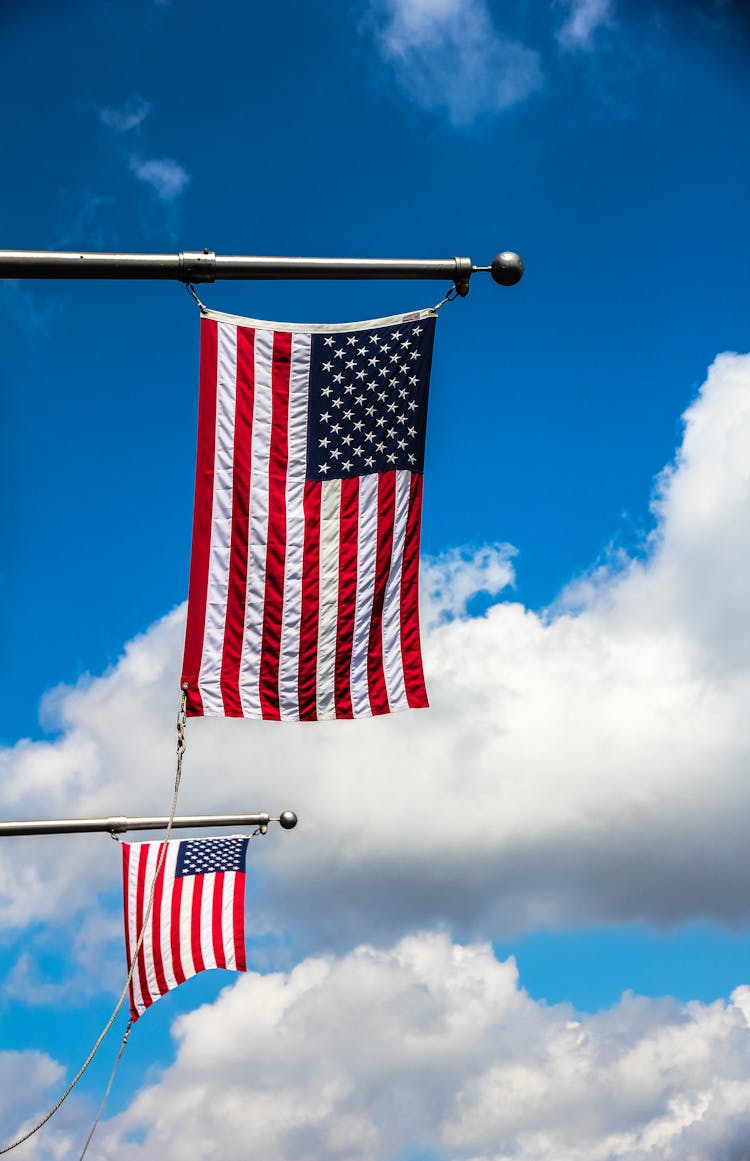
[
  {"x1": 0, "y1": 693, "x2": 188, "y2": 1156},
  {"x1": 77, "y1": 1020, "x2": 132, "y2": 1160}
]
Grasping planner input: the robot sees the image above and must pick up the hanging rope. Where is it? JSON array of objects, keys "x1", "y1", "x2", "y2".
[
  {"x1": 0, "y1": 692, "x2": 188, "y2": 1156},
  {"x1": 77, "y1": 1021, "x2": 132, "y2": 1160}
]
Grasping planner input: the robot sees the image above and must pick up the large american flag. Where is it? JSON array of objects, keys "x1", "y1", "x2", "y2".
[
  {"x1": 122, "y1": 836, "x2": 248, "y2": 1021},
  {"x1": 181, "y1": 306, "x2": 436, "y2": 720}
]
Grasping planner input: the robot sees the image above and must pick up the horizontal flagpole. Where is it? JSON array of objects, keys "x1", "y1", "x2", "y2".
[
  {"x1": 0, "y1": 249, "x2": 524, "y2": 288},
  {"x1": 0, "y1": 811, "x2": 298, "y2": 837}
]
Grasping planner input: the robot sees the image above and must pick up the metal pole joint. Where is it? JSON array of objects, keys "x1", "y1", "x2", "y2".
[{"x1": 179, "y1": 250, "x2": 216, "y2": 284}]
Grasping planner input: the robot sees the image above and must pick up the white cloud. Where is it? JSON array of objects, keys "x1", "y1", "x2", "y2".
[
  {"x1": 1, "y1": 354, "x2": 749, "y2": 956},
  {"x1": 556, "y1": 0, "x2": 615, "y2": 49},
  {"x1": 98, "y1": 98, "x2": 152, "y2": 133},
  {"x1": 94, "y1": 932, "x2": 750, "y2": 1161},
  {"x1": 96, "y1": 95, "x2": 189, "y2": 202},
  {"x1": 365, "y1": 0, "x2": 543, "y2": 123},
  {"x1": 127, "y1": 156, "x2": 190, "y2": 201}
]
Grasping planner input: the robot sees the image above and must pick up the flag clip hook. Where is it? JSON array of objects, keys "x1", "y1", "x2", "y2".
[{"x1": 185, "y1": 282, "x2": 209, "y2": 314}]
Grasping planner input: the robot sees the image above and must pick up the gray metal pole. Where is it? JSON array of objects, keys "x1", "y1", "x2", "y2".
[
  {"x1": 0, "y1": 811, "x2": 298, "y2": 837},
  {"x1": 0, "y1": 249, "x2": 524, "y2": 288}
]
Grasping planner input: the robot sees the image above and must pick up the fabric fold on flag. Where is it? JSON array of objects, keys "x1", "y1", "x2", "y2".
[
  {"x1": 122, "y1": 835, "x2": 249, "y2": 1022},
  {"x1": 181, "y1": 306, "x2": 437, "y2": 721}
]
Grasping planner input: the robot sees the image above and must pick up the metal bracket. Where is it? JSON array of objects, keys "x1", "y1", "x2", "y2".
[{"x1": 179, "y1": 250, "x2": 216, "y2": 284}]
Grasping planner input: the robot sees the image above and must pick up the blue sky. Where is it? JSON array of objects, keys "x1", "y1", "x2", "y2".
[{"x1": 1, "y1": 1, "x2": 749, "y2": 1157}]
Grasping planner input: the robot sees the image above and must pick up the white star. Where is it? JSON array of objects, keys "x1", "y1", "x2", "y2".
[
  {"x1": 386, "y1": 452, "x2": 396, "y2": 463},
  {"x1": 365, "y1": 405, "x2": 375, "y2": 417},
  {"x1": 357, "y1": 346, "x2": 367, "y2": 357},
  {"x1": 330, "y1": 447, "x2": 341, "y2": 459},
  {"x1": 410, "y1": 350, "x2": 419, "y2": 359},
  {"x1": 331, "y1": 422, "x2": 342, "y2": 434},
  {"x1": 342, "y1": 459, "x2": 352, "y2": 471},
  {"x1": 346, "y1": 359, "x2": 355, "y2": 370},
  {"x1": 344, "y1": 383, "x2": 356, "y2": 394},
  {"x1": 333, "y1": 372, "x2": 344, "y2": 384},
  {"x1": 378, "y1": 390, "x2": 387, "y2": 402},
  {"x1": 364, "y1": 431, "x2": 375, "y2": 443},
  {"x1": 409, "y1": 375, "x2": 418, "y2": 386},
  {"x1": 376, "y1": 441, "x2": 386, "y2": 453},
  {"x1": 321, "y1": 385, "x2": 333, "y2": 397},
  {"x1": 354, "y1": 394, "x2": 365, "y2": 406},
  {"x1": 387, "y1": 400, "x2": 397, "y2": 412},
  {"x1": 343, "y1": 409, "x2": 354, "y2": 420},
  {"x1": 408, "y1": 399, "x2": 418, "y2": 410},
  {"x1": 353, "y1": 420, "x2": 364, "y2": 432},
  {"x1": 319, "y1": 435, "x2": 330, "y2": 448},
  {"x1": 322, "y1": 361, "x2": 333, "y2": 372},
  {"x1": 376, "y1": 416, "x2": 386, "y2": 427},
  {"x1": 399, "y1": 387, "x2": 407, "y2": 398},
  {"x1": 409, "y1": 453, "x2": 416, "y2": 464},
  {"x1": 332, "y1": 397, "x2": 343, "y2": 409},
  {"x1": 378, "y1": 367, "x2": 388, "y2": 378},
  {"x1": 407, "y1": 425, "x2": 416, "y2": 436},
  {"x1": 381, "y1": 342, "x2": 391, "y2": 353},
  {"x1": 353, "y1": 445, "x2": 363, "y2": 456},
  {"x1": 365, "y1": 456, "x2": 375, "y2": 467},
  {"x1": 347, "y1": 336, "x2": 357, "y2": 347},
  {"x1": 324, "y1": 336, "x2": 334, "y2": 347},
  {"x1": 390, "y1": 353, "x2": 399, "y2": 363},
  {"x1": 368, "y1": 356, "x2": 379, "y2": 367},
  {"x1": 356, "y1": 369, "x2": 366, "y2": 380},
  {"x1": 321, "y1": 411, "x2": 331, "y2": 423},
  {"x1": 334, "y1": 347, "x2": 345, "y2": 358},
  {"x1": 396, "y1": 413, "x2": 407, "y2": 425},
  {"x1": 401, "y1": 339, "x2": 411, "y2": 349},
  {"x1": 391, "y1": 330, "x2": 401, "y2": 341},
  {"x1": 397, "y1": 438, "x2": 407, "y2": 449},
  {"x1": 369, "y1": 334, "x2": 380, "y2": 344},
  {"x1": 320, "y1": 462, "x2": 330, "y2": 473},
  {"x1": 414, "y1": 325, "x2": 423, "y2": 335},
  {"x1": 342, "y1": 433, "x2": 353, "y2": 445}
]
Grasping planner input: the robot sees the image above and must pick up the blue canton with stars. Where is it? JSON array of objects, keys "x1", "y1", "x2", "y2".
[
  {"x1": 175, "y1": 836, "x2": 249, "y2": 877},
  {"x1": 306, "y1": 313, "x2": 435, "y2": 482}
]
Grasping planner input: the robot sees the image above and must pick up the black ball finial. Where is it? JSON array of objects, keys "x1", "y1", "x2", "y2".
[
  {"x1": 490, "y1": 251, "x2": 524, "y2": 286},
  {"x1": 279, "y1": 810, "x2": 298, "y2": 830}
]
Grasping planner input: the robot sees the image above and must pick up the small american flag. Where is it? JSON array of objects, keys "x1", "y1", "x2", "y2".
[
  {"x1": 181, "y1": 306, "x2": 436, "y2": 720},
  {"x1": 122, "y1": 835, "x2": 248, "y2": 1021}
]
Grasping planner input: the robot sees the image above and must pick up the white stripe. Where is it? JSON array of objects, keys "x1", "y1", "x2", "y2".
[
  {"x1": 278, "y1": 333, "x2": 311, "y2": 720},
  {"x1": 158, "y1": 842, "x2": 179, "y2": 994},
  {"x1": 239, "y1": 329, "x2": 274, "y2": 716},
  {"x1": 141, "y1": 842, "x2": 163, "y2": 1009},
  {"x1": 203, "y1": 306, "x2": 437, "y2": 334},
  {"x1": 199, "y1": 874, "x2": 218, "y2": 970},
  {"x1": 381, "y1": 470, "x2": 410, "y2": 711},
  {"x1": 350, "y1": 474, "x2": 379, "y2": 717},
  {"x1": 315, "y1": 479, "x2": 341, "y2": 720},
  {"x1": 127, "y1": 845, "x2": 146, "y2": 1018},
  {"x1": 178, "y1": 873, "x2": 196, "y2": 980},
  {"x1": 198, "y1": 323, "x2": 237, "y2": 714},
  {"x1": 222, "y1": 872, "x2": 238, "y2": 970}
]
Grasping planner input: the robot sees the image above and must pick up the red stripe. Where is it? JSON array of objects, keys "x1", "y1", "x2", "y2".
[
  {"x1": 334, "y1": 477, "x2": 359, "y2": 718},
  {"x1": 181, "y1": 317, "x2": 218, "y2": 717},
  {"x1": 191, "y1": 875, "x2": 206, "y2": 974},
  {"x1": 259, "y1": 330, "x2": 292, "y2": 720},
  {"x1": 134, "y1": 846, "x2": 151, "y2": 1012},
  {"x1": 400, "y1": 473, "x2": 428, "y2": 708},
  {"x1": 367, "y1": 471, "x2": 396, "y2": 716},
  {"x1": 170, "y1": 875, "x2": 186, "y2": 985},
  {"x1": 233, "y1": 873, "x2": 247, "y2": 971},
  {"x1": 151, "y1": 843, "x2": 169, "y2": 998},
  {"x1": 297, "y1": 480, "x2": 322, "y2": 720},
  {"x1": 211, "y1": 874, "x2": 227, "y2": 969},
  {"x1": 220, "y1": 326, "x2": 255, "y2": 716},
  {"x1": 122, "y1": 844, "x2": 139, "y2": 1022}
]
